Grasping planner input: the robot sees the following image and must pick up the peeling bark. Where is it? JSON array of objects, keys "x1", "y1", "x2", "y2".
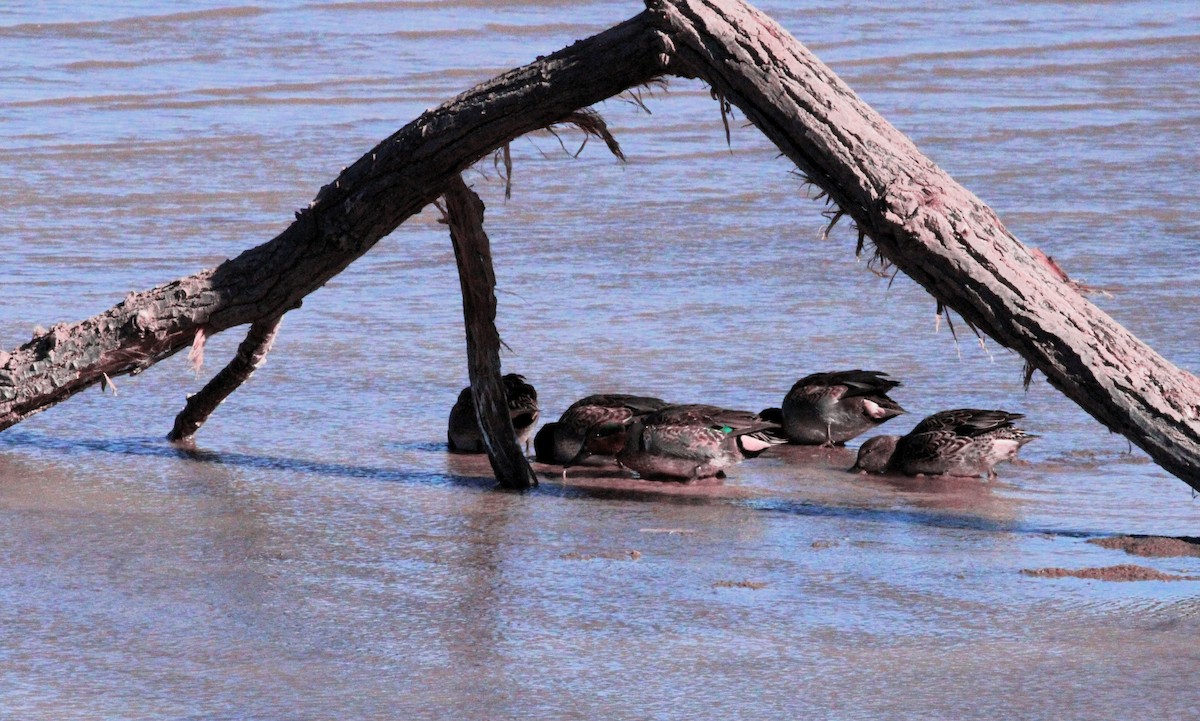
[
  {"x1": 0, "y1": 11, "x2": 666, "y2": 442},
  {"x1": 646, "y1": 0, "x2": 1200, "y2": 488},
  {"x1": 442, "y1": 177, "x2": 538, "y2": 489},
  {"x1": 2, "y1": 0, "x2": 1198, "y2": 491}
]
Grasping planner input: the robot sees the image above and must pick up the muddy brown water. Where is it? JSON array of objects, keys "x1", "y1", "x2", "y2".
[{"x1": 2, "y1": 1, "x2": 1199, "y2": 719}]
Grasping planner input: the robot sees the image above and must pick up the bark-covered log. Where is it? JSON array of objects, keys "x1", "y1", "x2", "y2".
[
  {"x1": 0, "y1": 11, "x2": 667, "y2": 436},
  {"x1": 443, "y1": 176, "x2": 538, "y2": 489},
  {"x1": 2, "y1": 0, "x2": 1198, "y2": 492},
  {"x1": 646, "y1": 0, "x2": 1200, "y2": 488}
]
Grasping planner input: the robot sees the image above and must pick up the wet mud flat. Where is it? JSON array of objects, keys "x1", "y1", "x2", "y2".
[{"x1": 1020, "y1": 535, "x2": 1200, "y2": 581}]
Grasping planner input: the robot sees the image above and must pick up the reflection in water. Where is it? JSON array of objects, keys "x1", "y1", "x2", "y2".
[
  {"x1": 2, "y1": 0, "x2": 1200, "y2": 718},
  {"x1": 865, "y1": 470, "x2": 1009, "y2": 513},
  {"x1": 2, "y1": 429, "x2": 1039, "y2": 535},
  {"x1": 436, "y1": 489, "x2": 522, "y2": 717}
]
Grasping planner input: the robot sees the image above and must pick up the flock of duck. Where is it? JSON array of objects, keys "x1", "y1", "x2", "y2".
[{"x1": 447, "y1": 370, "x2": 1037, "y2": 482}]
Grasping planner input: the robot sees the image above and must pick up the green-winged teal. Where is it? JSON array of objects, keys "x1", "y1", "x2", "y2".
[
  {"x1": 446, "y1": 374, "x2": 539, "y2": 453},
  {"x1": 851, "y1": 409, "x2": 1037, "y2": 478},
  {"x1": 533, "y1": 393, "x2": 668, "y2": 465},
  {"x1": 781, "y1": 369, "x2": 905, "y2": 446},
  {"x1": 611, "y1": 404, "x2": 786, "y2": 482}
]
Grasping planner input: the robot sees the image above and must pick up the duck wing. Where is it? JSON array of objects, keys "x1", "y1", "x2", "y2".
[
  {"x1": 909, "y1": 409, "x2": 1023, "y2": 437},
  {"x1": 786, "y1": 369, "x2": 901, "y2": 402},
  {"x1": 640, "y1": 423, "x2": 726, "y2": 462},
  {"x1": 892, "y1": 429, "x2": 975, "y2": 469},
  {"x1": 502, "y1": 374, "x2": 539, "y2": 415},
  {"x1": 647, "y1": 404, "x2": 781, "y2": 432},
  {"x1": 567, "y1": 393, "x2": 667, "y2": 414}
]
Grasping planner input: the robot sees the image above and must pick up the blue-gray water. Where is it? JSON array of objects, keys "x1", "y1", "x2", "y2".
[{"x1": 2, "y1": 1, "x2": 1199, "y2": 719}]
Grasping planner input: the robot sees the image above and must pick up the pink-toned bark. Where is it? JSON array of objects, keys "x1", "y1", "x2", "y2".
[
  {"x1": 3, "y1": 0, "x2": 1198, "y2": 490},
  {"x1": 0, "y1": 12, "x2": 667, "y2": 482},
  {"x1": 647, "y1": 0, "x2": 1200, "y2": 489}
]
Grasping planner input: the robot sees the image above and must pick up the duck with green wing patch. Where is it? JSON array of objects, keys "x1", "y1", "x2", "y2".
[
  {"x1": 609, "y1": 404, "x2": 787, "y2": 482},
  {"x1": 534, "y1": 393, "x2": 668, "y2": 465}
]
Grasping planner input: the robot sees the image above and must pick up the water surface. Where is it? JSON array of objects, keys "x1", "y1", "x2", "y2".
[{"x1": 2, "y1": 1, "x2": 1199, "y2": 719}]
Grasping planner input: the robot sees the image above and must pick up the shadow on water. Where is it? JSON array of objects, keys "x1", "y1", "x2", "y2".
[
  {"x1": 1, "y1": 429, "x2": 1107, "y2": 539},
  {"x1": 535, "y1": 463, "x2": 1114, "y2": 539},
  {"x1": 0, "y1": 429, "x2": 497, "y2": 490},
  {"x1": 738, "y1": 496, "x2": 1095, "y2": 538},
  {"x1": 550, "y1": 475, "x2": 1100, "y2": 538}
]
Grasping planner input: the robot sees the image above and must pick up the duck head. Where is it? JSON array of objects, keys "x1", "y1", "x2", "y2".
[
  {"x1": 850, "y1": 435, "x2": 899, "y2": 474},
  {"x1": 533, "y1": 422, "x2": 560, "y2": 463}
]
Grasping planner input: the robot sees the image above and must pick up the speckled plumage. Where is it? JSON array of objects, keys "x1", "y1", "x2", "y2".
[
  {"x1": 615, "y1": 404, "x2": 786, "y2": 481},
  {"x1": 781, "y1": 370, "x2": 905, "y2": 445},
  {"x1": 446, "y1": 374, "x2": 539, "y2": 453},
  {"x1": 533, "y1": 393, "x2": 668, "y2": 465},
  {"x1": 851, "y1": 409, "x2": 1036, "y2": 478}
]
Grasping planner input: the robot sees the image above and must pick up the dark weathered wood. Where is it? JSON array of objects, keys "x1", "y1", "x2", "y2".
[
  {"x1": 646, "y1": 0, "x2": 1200, "y2": 489},
  {"x1": 0, "y1": 11, "x2": 667, "y2": 434},
  {"x1": 2, "y1": 0, "x2": 1199, "y2": 492},
  {"x1": 167, "y1": 316, "x2": 283, "y2": 443},
  {"x1": 443, "y1": 177, "x2": 538, "y2": 489}
]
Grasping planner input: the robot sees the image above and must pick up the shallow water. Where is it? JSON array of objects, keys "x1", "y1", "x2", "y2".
[{"x1": 2, "y1": 1, "x2": 1199, "y2": 719}]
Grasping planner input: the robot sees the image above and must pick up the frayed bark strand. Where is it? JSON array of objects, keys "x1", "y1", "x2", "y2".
[
  {"x1": 0, "y1": 11, "x2": 663, "y2": 457},
  {"x1": 187, "y1": 326, "x2": 208, "y2": 374},
  {"x1": 618, "y1": 79, "x2": 668, "y2": 114},
  {"x1": 1030, "y1": 247, "x2": 1113, "y2": 298},
  {"x1": 1, "y1": 0, "x2": 1196, "y2": 492},
  {"x1": 168, "y1": 316, "x2": 283, "y2": 443},
  {"x1": 820, "y1": 208, "x2": 845, "y2": 241},
  {"x1": 553, "y1": 109, "x2": 626, "y2": 161},
  {"x1": 711, "y1": 88, "x2": 735, "y2": 148}
]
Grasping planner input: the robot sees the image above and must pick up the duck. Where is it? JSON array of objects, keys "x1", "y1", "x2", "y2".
[
  {"x1": 781, "y1": 369, "x2": 906, "y2": 446},
  {"x1": 608, "y1": 404, "x2": 787, "y2": 482},
  {"x1": 446, "y1": 374, "x2": 539, "y2": 453},
  {"x1": 533, "y1": 393, "x2": 668, "y2": 465},
  {"x1": 850, "y1": 408, "x2": 1037, "y2": 478}
]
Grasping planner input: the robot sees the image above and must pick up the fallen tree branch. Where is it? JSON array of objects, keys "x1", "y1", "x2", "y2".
[
  {"x1": 0, "y1": 11, "x2": 668, "y2": 437},
  {"x1": 646, "y1": 0, "x2": 1200, "y2": 489},
  {"x1": 2, "y1": 0, "x2": 1198, "y2": 493}
]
